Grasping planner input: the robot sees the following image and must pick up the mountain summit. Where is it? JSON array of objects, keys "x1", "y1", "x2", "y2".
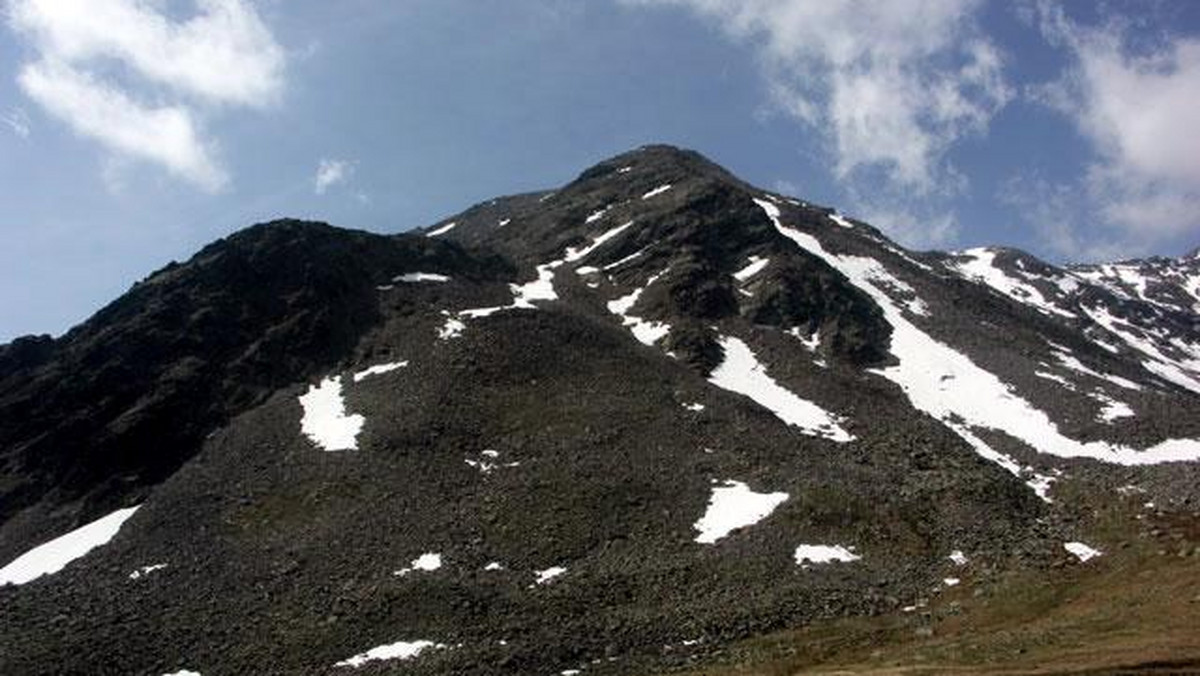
[{"x1": 2, "y1": 146, "x2": 1199, "y2": 675}]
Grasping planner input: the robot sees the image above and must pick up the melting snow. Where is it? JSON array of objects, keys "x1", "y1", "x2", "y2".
[
  {"x1": 394, "y1": 272, "x2": 450, "y2": 283},
  {"x1": 1034, "y1": 370, "x2": 1077, "y2": 391},
  {"x1": 1051, "y1": 348, "x2": 1142, "y2": 391},
  {"x1": 335, "y1": 640, "x2": 442, "y2": 668},
  {"x1": 733, "y1": 256, "x2": 769, "y2": 282},
  {"x1": 606, "y1": 269, "x2": 672, "y2": 346},
  {"x1": 829, "y1": 213, "x2": 853, "y2": 228},
  {"x1": 708, "y1": 335, "x2": 854, "y2": 442},
  {"x1": 0, "y1": 506, "x2": 140, "y2": 585},
  {"x1": 1082, "y1": 303, "x2": 1200, "y2": 394},
  {"x1": 299, "y1": 376, "x2": 364, "y2": 452},
  {"x1": 1064, "y1": 542, "x2": 1102, "y2": 562},
  {"x1": 755, "y1": 197, "x2": 1200, "y2": 485},
  {"x1": 585, "y1": 205, "x2": 611, "y2": 223},
  {"x1": 943, "y1": 577, "x2": 961, "y2": 587},
  {"x1": 426, "y1": 222, "x2": 457, "y2": 237},
  {"x1": 534, "y1": 566, "x2": 567, "y2": 585},
  {"x1": 129, "y1": 563, "x2": 168, "y2": 580},
  {"x1": 1094, "y1": 393, "x2": 1134, "y2": 422},
  {"x1": 949, "y1": 550, "x2": 968, "y2": 566},
  {"x1": 484, "y1": 562, "x2": 504, "y2": 571},
  {"x1": 693, "y1": 480, "x2": 789, "y2": 544},
  {"x1": 395, "y1": 553, "x2": 442, "y2": 576},
  {"x1": 465, "y1": 449, "x2": 519, "y2": 474},
  {"x1": 682, "y1": 402, "x2": 705, "y2": 412},
  {"x1": 642, "y1": 184, "x2": 672, "y2": 199},
  {"x1": 162, "y1": 671, "x2": 201, "y2": 676},
  {"x1": 498, "y1": 218, "x2": 511, "y2": 227},
  {"x1": 438, "y1": 314, "x2": 466, "y2": 340},
  {"x1": 603, "y1": 249, "x2": 645, "y2": 271},
  {"x1": 794, "y1": 544, "x2": 861, "y2": 567},
  {"x1": 950, "y1": 248, "x2": 1075, "y2": 319},
  {"x1": 352, "y1": 361, "x2": 408, "y2": 382}
]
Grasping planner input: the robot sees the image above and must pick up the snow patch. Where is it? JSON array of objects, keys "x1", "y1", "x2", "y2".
[
  {"x1": 533, "y1": 566, "x2": 567, "y2": 585},
  {"x1": 642, "y1": 184, "x2": 672, "y2": 199},
  {"x1": 1064, "y1": 542, "x2": 1102, "y2": 562},
  {"x1": 298, "y1": 376, "x2": 364, "y2": 452},
  {"x1": 733, "y1": 256, "x2": 769, "y2": 282},
  {"x1": 335, "y1": 640, "x2": 442, "y2": 668},
  {"x1": 606, "y1": 269, "x2": 672, "y2": 346},
  {"x1": 708, "y1": 335, "x2": 854, "y2": 442},
  {"x1": 794, "y1": 544, "x2": 860, "y2": 567},
  {"x1": 829, "y1": 213, "x2": 853, "y2": 228},
  {"x1": 949, "y1": 550, "x2": 968, "y2": 566},
  {"x1": 394, "y1": 553, "x2": 442, "y2": 577},
  {"x1": 585, "y1": 205, "x2": 611, "y2": 224},
  {"x1": 426, "y1": 222, "x2": 457, "y2": 237},
  {"x1": 129, "y1": 563, "x2": 167, "y2": 580},
  {"x1": 394, "y1": 272, "x2": 450, "y2": 283},
  {"x1": 0, "y1": 506, "x2": 140, "y2": 586},
  {"x1": 694, "y1": 480, "x2": 788, "y2": 544},
  {"x1": 352, "y1": 361, "x2": 408, "y2": 382},
  {"x1": 943, "y1": 577, "x2": 961, "y2": 587},
  {"x1": 438, "y1": 314, "x2": 466, "y2": 340}
]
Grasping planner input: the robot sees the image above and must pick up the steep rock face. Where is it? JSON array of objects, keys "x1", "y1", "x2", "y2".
[
  {"x1": 0, "y1": 220, "x2": 509, "y2": 561},
  {"x1": 1, "y1": 146, "x2": 1199, "y2": 676}
]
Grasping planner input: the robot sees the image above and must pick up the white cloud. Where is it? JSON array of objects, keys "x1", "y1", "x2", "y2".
[
  {"x1": 314, "y1": 158, "x2": 353, "y2": 195},
  {"x1": 8, "y1": 0, "x2": 285, "y2": 190},
  {"x1": 623, "y1": 0, "x2": 1010, "y2": 194},
  {"x1": 1022, "y1": 2, "x2": 1200, "y2": 254},
  {"x1": 19, "y1": 60, "x2": 228, "y2": 190},
  {"x1": 2, "y1": 107, "x2": 31, "y2": 138}
]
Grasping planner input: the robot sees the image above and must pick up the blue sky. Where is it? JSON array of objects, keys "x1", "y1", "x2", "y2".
[{"x1": 2, "y1": 0, "x2": 1199, "y2": 341}]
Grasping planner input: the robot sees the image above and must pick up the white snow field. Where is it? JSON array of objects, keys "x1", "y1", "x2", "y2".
[
  {"x1": 708, "y1": 335, "x2": 854, "y2": 443},
  {"x1": 298, "y1": 376, "x2": 365, "y2": 452},
  {"x1": 335, "y1": 640, "x2": 442, "y2": 668},
  {"x1": 793, "y1": 544, "x2": 861, "y2": 567},
  {"x1": 0, "y1": 506, "x2": 140, "y2": 585},
  {"x1": 694, "y1": 480, "x2": 789, "y2": 544},
  {"x1": 756, "y1": 197, "x2": 1200, "y2": 495}
]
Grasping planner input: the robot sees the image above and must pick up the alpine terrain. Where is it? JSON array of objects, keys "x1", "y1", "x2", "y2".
[{"x1": 2, "y1": 146, "x2": 1199, "y2": 676}]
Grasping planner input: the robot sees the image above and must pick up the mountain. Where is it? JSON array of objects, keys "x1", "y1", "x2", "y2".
[{"x1": 1, "y1": 145, "x2": 1198, "y2": 675}]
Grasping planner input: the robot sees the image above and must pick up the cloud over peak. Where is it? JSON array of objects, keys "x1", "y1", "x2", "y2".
[
  {"x1": 626, "y1": 0, "x2": 1010, "y2": 194},
  {"x1": 8, "y1": 0, "x2": 285, "y2": 190}
]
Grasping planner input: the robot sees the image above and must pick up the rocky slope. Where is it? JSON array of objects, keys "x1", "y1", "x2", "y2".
[{"x1": 0, "y1": 146, "x2": 1197, "y2": 675}]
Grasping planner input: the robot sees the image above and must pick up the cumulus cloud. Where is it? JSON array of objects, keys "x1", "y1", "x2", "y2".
[
  {"x1": 1023, "y1": 2, "x2": 1200, "y2": 255},
  {"x1": 623, "y1": 0, "x2": 1010, "y2": 194},
  {"x1": 314, "y1": 158, "x2": 353, "y2": 195},
  {"x1": 7, "y1": 0, "x2": 285, "y2": 190}
]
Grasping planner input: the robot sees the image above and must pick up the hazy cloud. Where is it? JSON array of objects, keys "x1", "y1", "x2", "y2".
[
  {"x1": 623, "y1": 0, "x2": 1010, "y2": 194},
  {"x1": 8, "y1": 0, "x2": 285, "y2": 190},
  {"x1": 1, "y1": 107, "x2": 30, "y2": 138},
  {"x1": 314, "y1": 158, "x2": 353, "y2": 195}
]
